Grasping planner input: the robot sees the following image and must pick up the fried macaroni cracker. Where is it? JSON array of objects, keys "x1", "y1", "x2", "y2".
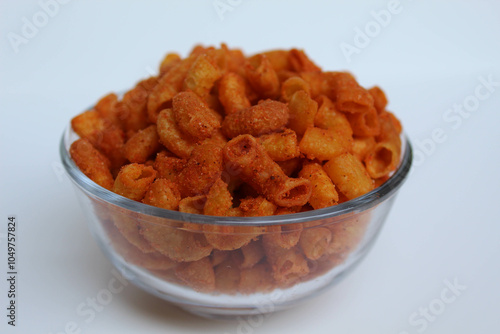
[{"x1": 70, "y1": 44, "x2": 404, "y2": 294}]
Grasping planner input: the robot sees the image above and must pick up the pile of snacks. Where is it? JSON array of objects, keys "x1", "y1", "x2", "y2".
[{"x1": 69, "y1": 44, "x2": 402, "y2": 293}]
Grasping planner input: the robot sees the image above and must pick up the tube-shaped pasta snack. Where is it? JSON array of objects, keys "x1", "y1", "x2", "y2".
[
  {"x1": 153, "y1": 152, "x2": 186, "y2": 181},
  {"x1": 299, "y1": 162, "x2": 339, "y2": 209},
  {"x1": 238, "y1": 263, "x2": 275, "y2": 294},
  {"x1": 210, "y1": 249, "x2": 229, "y2": 267},
  {"x1": 276, "y1": 70, "x2": 298, "y2": 84},
  {"x1": 364, "y1": 141, "x2": 401, "y2": 179},
  {"x1": 141, "y1": 223, "x2": 212, "y2": 262},
  {"x1": 262, "y1": 237, "x2": 309, "y2": 286},
  {"x1": 189, "y1": 44, "x2": 211, "y2": 57},
  {"x1": 175, "y1": 257, "x2": 215, "y2": 292},
  {"x1": 71, "y1": 109, "x2": 126, "y2": 171},
  {"x1": 352, "y1": 136, "x2": 376, "y2": 161},
  {"x1": 159, "y1": 53, "x2": 181, "y2": 77},
  {"x1": 239, "y1": 196, "x2": 277, "y2": 217},
  {"x1": 258, "y1": 129, "x2": 300, "y2": 161},
  {"x1": 262, "y1": 223, "x2": 302, "y2": 250},
  {"x1": 299, "y1": 127, "x2": 350, "y2": 161},
  {"x1": 226, "y1": 47, "x2": 247, "y2": 75},
  {"x1": 156, "y1": 108, "x2": 196, "y2": 159},
  {"x1": 142, "y1": 178, "x2": 181, "y2": 210},
  {"x1": 94, "y1": 93, "x2": 120, "y2": 127},
  {"x1": 255, "y1": 50, "x2": 292, "y2": 72},
  {"x1": 287, "y1": 90, "x2": 318, "y2": 136},
  {"x1": 203, "y1": 224, "x2": 263, "y2": 251},
  {"x1": 203, "y1": 178, "x2": 233, "y2": 216},
  {"x1": 384, "y1": 111, "x2": 403, "y2": 136},
  {"x1": 172, "y1": 91, "x2": 221, "y2": 141},
  {"x1": 240, "y1": 240, "x2": 265, "y2": 269},
  {"x1": 299, "y1": 72, "x2": 332, "y2": 99},
  {"x1": 107, "y1": 224, "x2": 177, "y2": 270},
  {"x1": 117, "y1": 248, "x2": 177, "y2": 271},
  {"x1": 91, "y1": 124, "x2": 126, "y2": 172},
  {"x1": 299, "y1": 227, "x2": 332, "y2": 260},
  {"x1": 221, "y1": 100, "x2": 289, "y2": 138},
  {"x1": 112, "y1": 213, "x2": 156, "y2": 253},
  {"x1": 147, "y1": 81, "x2": 177, "y2": 123},
  {"x1": 377, "y1": 111, "x2": 401, "y2": 143},
  {"x1": 147, "y1": 55, "x2": 197, "y2": 123},
  {"x1": 244, "y1": 54, "x2": 280, "y2": 99},
  {"x1": 178, "y1": 195, "x2": 206, "y2": 214},
  {"x1": 117, "y1": 77, "x2": 157, "y2": 138},
  {"x1": 217, "y1": 72, "x2": 251, "y2": 115},
  {"x1": 346, "y1": 107, "x2": 381, "y2": 137},
  {"x1": 203, "y1": 93, "x2": 223, "y2": 115},
  {"x1": 123, "y1": 125, "x2": 161, "y2": 163},
  {"x1": 264, "y1": 207, "x2": 303, "y2": 249},
  {"x1": 214, "y1": 258, "x2": 241, "y2": 294},
  {"x1": 368, "y1": 86, "x2": 388, "y2": 113},
  {"x1": 327, "y1": 216, "x2": 370, "y2": 259},
  {"x1": 71, "y1": 110, "x2": 106, "y2": 140},
  {"x1": 288, "y1": 49, "x2": 321, "y2": 73},
  {"x1": 112, "y1": 163, "x2": 157, "y2": 201},
  {"x1": 223, "y1": 134, "x2": 311, "y2": 207},
  {"x1": 268, "y1": 175, "x2": 312, "y2": 208},
  {"x1": 314, "y1": 95, "x2": 353, "y2": 140},
  {"x1": 153, "y1": 151, "x2": 187, "y2": 182},
  {"x1": 178, "y1": 142, "x2": 223, "y2": 197},
  {"x1": 183, "y1": 53, "x2": 221, "y2": 99},
  {"x1": 331, "y1": 72, "x2": 374, "y2": 114},
  {"x1": 69, "y1": 138, "x2": 114, "y2": 190},
  {"x1": 205, "y1": 47, "x2": 230, "y2": 74},
  {"x1": 323, "y1": 153, "x2": 374, "y2": 200},
  {"x1": 366, "y1": 111, "x2": 402, "y2": 179},
  {"x1": 281, "y1": 77, "x2": 311, "y2": 102}
]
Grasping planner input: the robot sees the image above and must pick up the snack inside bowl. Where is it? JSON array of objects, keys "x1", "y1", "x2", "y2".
[{"x1": 60, "y1": 125, "x2": 412, "y2": 319}]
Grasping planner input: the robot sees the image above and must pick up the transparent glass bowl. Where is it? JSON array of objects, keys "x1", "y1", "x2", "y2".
[{"x1": 60, "y1": 125, "x2": 412, "y2": 319}]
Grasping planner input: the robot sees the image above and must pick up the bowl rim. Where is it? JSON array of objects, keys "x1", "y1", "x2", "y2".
[{"x1": 60, "y1": 125, "x2": 412, "y2": 226}]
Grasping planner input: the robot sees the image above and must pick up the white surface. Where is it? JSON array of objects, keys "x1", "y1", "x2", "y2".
[{"x1": 1, "y1": 0, "x2": 500, "y2": 333}]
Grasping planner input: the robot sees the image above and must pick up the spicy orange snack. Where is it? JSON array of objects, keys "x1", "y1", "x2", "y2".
[{"x1": 68, "y1": 44, "x2": 405, "y2": 295}]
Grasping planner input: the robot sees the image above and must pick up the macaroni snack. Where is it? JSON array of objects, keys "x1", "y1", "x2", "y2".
[
  {"x1": 223, "y1": 134, "x2": 312, "y2": 207},
  {"x1": 69, "y1": 44, "x2": 405, "y2": 295}
]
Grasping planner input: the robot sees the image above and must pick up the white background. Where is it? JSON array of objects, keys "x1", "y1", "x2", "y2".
[{"x1": 1, "y1": 0, "x2": 500, "y2": 333}]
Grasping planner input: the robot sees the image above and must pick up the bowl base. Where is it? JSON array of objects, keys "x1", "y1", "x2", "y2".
[{"x1": 178, "y1": 304, "x2": 287, "y2": 320}]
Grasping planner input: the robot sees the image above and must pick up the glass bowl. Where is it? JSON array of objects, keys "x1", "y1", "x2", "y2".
[{"x1": 60, "y1": 125, "x2": 412, "y2": 319}]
